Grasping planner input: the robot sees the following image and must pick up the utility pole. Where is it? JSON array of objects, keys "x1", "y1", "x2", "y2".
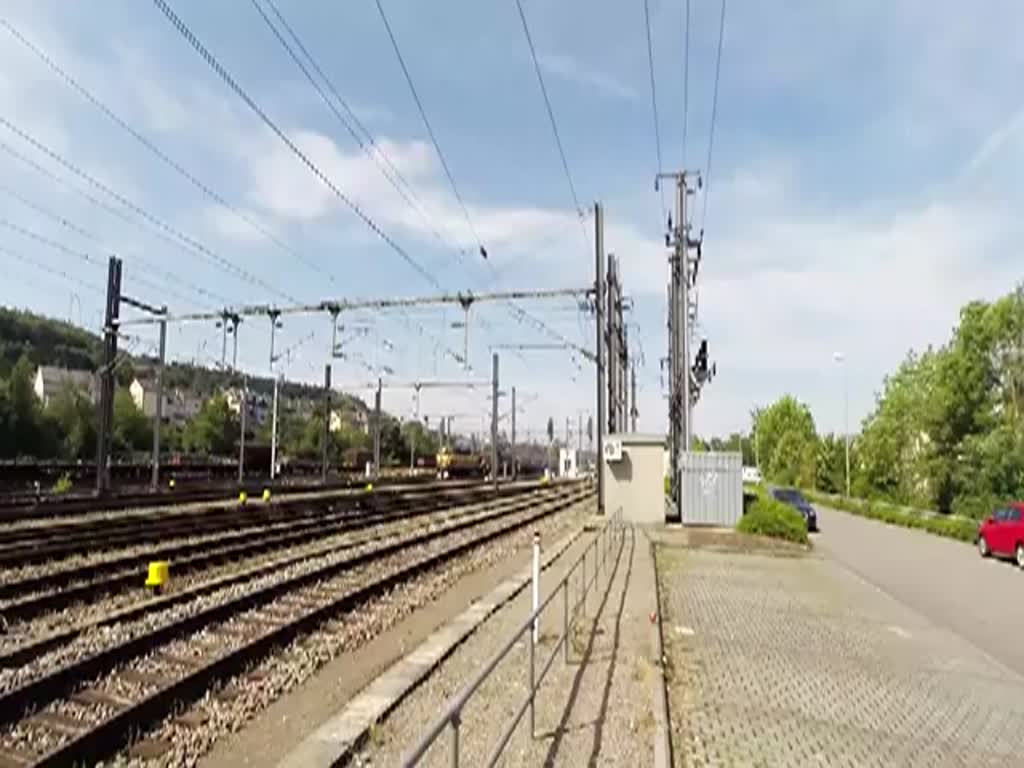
[
  {"x1": 606, "y1": 254, "x2": 618, "y2": 434},
  {"x1": 151, "y1": 306, "x2": 167, "y2": 489},
  {"x1": 491, "y1": 352, "x2": 499, "y2": 492},
  {"x1": 95, "y1": 256, "x2": 122, "y2": 496},
  {"x1": 511, "y1": 385, "x2": 517, "y2": 480},
  {"x1": 630, "y1": 361, "x2": 638, "y2": 432},
  {"x1": 268, "y1": 310, "x2": 281, "y2": 480},
  {"x1": 373, "y1": 377, "x2": 382, "y2": 478},
  {"x1": 119, "y1": 292, "x2": 170, "y2": 491},
  {"x1": 577, "y1": 410, "x2": 582, "y2": 452},
  {"x1": 657, "y1": 170, "x2": 702, "y2": 513},
  {"x1": 595, "y1": 202, "x2": 605, "y2": 515},
  {"x1": 410, "y1": 384, "x2": 422, "y2": 472},
  {"x1": 322, "y1": 363, "x2": 331, "y2": 482}
]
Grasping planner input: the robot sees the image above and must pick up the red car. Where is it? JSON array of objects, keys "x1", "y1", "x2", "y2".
[{"x1": 977, "y1": 503, "x2": 1024, "y2": 567}]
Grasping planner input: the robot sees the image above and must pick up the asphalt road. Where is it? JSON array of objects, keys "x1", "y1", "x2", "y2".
[{"x1": 814, "y1": 504, "x2": 1024, "y2": 677}]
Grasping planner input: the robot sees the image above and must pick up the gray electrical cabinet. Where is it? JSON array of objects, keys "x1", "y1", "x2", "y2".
[{"x1": 679, "y1": 451, "x2": 743, "y2": 526}]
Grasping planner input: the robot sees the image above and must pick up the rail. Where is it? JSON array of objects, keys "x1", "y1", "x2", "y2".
[{"x1": 401, "y1": 507, "x2": 625, "y2": 767}]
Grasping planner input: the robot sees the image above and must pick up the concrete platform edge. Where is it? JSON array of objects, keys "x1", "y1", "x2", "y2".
[
  {"x1": 644, "y1": 529, "x2": 673, "y2": 768},
  {"x1": 276, "y1": 524, "x2": 588, "y2": 768}
]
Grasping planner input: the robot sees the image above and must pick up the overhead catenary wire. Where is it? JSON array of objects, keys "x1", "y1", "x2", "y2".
[
  {"x1": 251, "y1": 0, "x2": 571, "y2": 370},
  {"x1": 248, "y1": 0, "x2": 498, "y2": 369},
  {"x1": 513, "y1": 0, "x2": 590, "y2": 255},
  {"x1": 0, "y1": 241, "x2": 106, "y2": 296},
  {"x1": 0, "y1": 139, "x2": 244, "y2": 308},
  {"x1": 701, "y1": 0, "x2": 727, "y2": 232},
  {"x1": 0, "y1": 182, "x2": 230, "y2": 308},
  {"x1": 682, "y1": 0, "x2": 690, "y2": 169},
  {"x1": 0, "y1": 216, "x2": 204, "y2": 308},
  {"x1": 643, "y1": 0, "x2": 667, "y2": 219},
  {"x1": 252, "y1": 0, "x2": 476, "y2": 269},
  {"x1": 151, "y1": 0, "x2": 442, "y2": 292},
  {"x1": 0, "y1": 17, "x2": 336, "y2": 289},
  {"x1": 0, "y1": 115, "x2": 297, "y2": 303},
  {"x1": 373, "y1": 0, "x2": 487, "y2": 260}
]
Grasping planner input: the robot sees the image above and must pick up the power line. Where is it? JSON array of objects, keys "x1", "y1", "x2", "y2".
[
  {"x1": 0, "y1": 241, "x2": 106, "y2": 295},
  {"x1": 252, "y1": 0, "x2": 476, "y2": 270},
  {"x1": 702, "y1": 0, "x2": 727, "y2": 232},
  {"x1": 0, "y1": 17, "x2": 335, "y2": 288},
  {"x1": 0, "y1": 115, "x2": 297, "y2": 302},
  {"x1": 373, "y1": 0, "x2": 487, "y2": 260},
  {"x1": 0, "y1": 216, "x2": 203, "y2": 308},
  {"x1": 682, "y1": 0, "x2": 690, "y2": 168},
  {"x1": 0, "y1": 138, "x2": 243, "y2": 306},
  {"x1": 643, "y1": 0, "x2": 667, "y2": 219},
  {"x1": 513, "y1": 0, "x2": 589, "y2": 254},
  {"x1": 152, "y1": 0, "x2": 442, "y2": 291},
  {"x1": 250, "y1": 0, "x2": 549, "y2": 368},
  {"x1": 0, "y1": 182, "x2": 230, "y2": 307}
]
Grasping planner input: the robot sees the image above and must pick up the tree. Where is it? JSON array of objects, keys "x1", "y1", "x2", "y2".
[
  {"x1": 48, "y1": 387, "x2": 97, "y2": 460},
  {"x1": 182, "y1": 396, "x2": 238, "y2": 456},
  {"x1": 754, "y1": 395, "x2": 818, "y2": 484},
  {"x1": 5, "y1": 354, "x2": 56, "y2": 458},
  {"x1": 112, "y1": 389, "x2": 151, "y2": 455},
  {"x1": 546, "y1": 417, "x2": 554, "y2": 445}
]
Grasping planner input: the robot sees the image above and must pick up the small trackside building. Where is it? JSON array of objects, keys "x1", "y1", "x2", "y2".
[{"x1": 601, "y1": 432, "x2": 667, "y2": 525}]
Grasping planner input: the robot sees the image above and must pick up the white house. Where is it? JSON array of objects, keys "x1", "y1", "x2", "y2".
[
  {"x1": 34, "y1": 366, "x2": 97, "y2": 408},
  {"x1": 129, "y1": 378, "x2": 204, "y2": 424},
  {"x1": 225, "y1": 387, "x2": 270, "y2": 426}
]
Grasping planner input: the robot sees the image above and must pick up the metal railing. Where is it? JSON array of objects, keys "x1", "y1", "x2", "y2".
[{"x1": 401, "y1": 508, "x2": 625, "y2": 767}]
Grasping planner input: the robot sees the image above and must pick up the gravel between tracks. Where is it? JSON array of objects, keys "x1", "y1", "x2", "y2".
[
  {"x1": 82, "y1": 497, "x2": 590, "y2": 767},
  {"x1": 0, "y1": 490, "x2": 563, "y2": 693},
  {"x1": 0, "y1": 489, "x2": 552, "y2": 658}
]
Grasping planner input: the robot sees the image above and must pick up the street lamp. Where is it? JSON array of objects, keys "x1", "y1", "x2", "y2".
[{"x1": 833, "y1": 352, "x2": 850, "y2": 498}]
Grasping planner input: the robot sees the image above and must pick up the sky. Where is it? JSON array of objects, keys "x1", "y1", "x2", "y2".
[{"x1": 0, "y1": 0, "x2": 1022, "y2": 443}]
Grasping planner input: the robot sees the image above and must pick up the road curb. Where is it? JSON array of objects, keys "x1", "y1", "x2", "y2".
[
  {"x1": 644, "y1": 529, "x2": 673, "y2": 768},
  {"x1": 276, "y1": 523, "x2": 588, "y2": 768}
]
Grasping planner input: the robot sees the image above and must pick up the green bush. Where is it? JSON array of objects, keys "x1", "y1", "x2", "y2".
[
  {"x1": 51, "y1": 472, "x2": 73, "y2": 495},
  {"x1": 737, "y1": 496, "x2": 809, "y2": 545},
  {"x1": 802, "y1": 489, "x2": 978, "y2": 544}
]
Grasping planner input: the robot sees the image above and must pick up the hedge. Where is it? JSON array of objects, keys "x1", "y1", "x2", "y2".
[
  {"x1": 802, "y1": 490, "x2": 978, "y2": 544},
  {"x1": 737, "y1": 495, "x2": 809, "y2": 545}
]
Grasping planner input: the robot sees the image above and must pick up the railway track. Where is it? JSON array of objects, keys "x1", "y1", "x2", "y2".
[
  {"x1": 0, "y1": 481, "x2": 589, "y2": 767},
  {"x1": 0, "y1": 479, "x2": 491, "y2": 566},
  {"x1": 0, "y1": 484, "x2": 537, "y2": 637},
  {"x1": 0, "y1": 472, "x2": 445, "y2": 525}
]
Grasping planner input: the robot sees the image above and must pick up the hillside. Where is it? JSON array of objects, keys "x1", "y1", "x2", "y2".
[{"x1": 0, "y1": 307, "x2": 367, "y2": 414}]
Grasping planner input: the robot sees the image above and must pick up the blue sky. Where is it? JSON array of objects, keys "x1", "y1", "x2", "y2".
[{"x1": 1, "y1": 0, "x2": 1022, "y2": 441}]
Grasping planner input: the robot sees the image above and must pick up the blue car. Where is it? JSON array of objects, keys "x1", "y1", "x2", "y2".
[{"x1": 771, "y1": 488, "x2": 818, "y2": 532}]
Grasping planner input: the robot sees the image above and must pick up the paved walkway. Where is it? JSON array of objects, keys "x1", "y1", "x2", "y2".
[
  {"x1": 353, "y1": 523, "x2": 663, "y2": 767},
  {"x1": 658, "y1": 536, "x2": 1024, "y2": 767}
]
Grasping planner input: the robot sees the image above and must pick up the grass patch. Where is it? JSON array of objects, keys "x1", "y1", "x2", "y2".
[
  {"x1": 736, "y1": 494, "x2": 809, "y2": 545},
  {"x1": 803, "y1": 490, "x2": 978, "y2": 543}
]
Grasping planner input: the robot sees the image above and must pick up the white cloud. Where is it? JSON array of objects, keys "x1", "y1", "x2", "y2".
[{"x1": 537, "y1": 52, "x2": 639, "y2": 103}]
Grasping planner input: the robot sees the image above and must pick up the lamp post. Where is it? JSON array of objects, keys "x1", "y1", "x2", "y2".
[{"x1": 833, "y1": 351, "x2": 850, "y2": 498}]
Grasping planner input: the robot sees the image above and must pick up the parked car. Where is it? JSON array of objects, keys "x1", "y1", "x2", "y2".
[
  {"x1": 976, "y1": 503, "x2": 1024, "y2": 567},
  {"x1": 770, "y1": 487, "x2": 818, "y2": 532},
  {"x1": 742, "y1": 466, "x2": 763, "y2": 484}
]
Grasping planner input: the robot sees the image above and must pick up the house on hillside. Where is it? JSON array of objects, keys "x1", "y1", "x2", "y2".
[
  {"x1": 33, "y1": 366, "x2": 97, "y2": 407},
  {"x1": 329, "y1": 407, "x2": 370, "y2": 435},
  {"x1": 224, "y1": 387, "x2": 270, "y2": 426},
  {"x1": 129, "y1": 377, "x2": 205, "y2": 424}
]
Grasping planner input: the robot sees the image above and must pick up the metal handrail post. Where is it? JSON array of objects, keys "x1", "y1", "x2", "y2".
[
  {"x1": 582, "y1": 547, "x2": 587, "y2": 617},
  {"x1": 528, "y1": 623, "x2": 536, "y2": 737},
  {"x1": 562, "y1": 578, "x2": 569, "y2": 663},
  {"x1": 450, "y1": 714, "x2": 460, "y2": 768}
]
